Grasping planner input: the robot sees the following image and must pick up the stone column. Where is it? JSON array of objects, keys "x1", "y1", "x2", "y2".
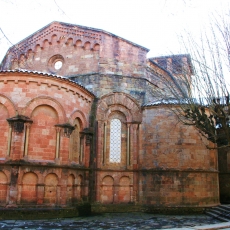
[
  {"x1": 24, "y1": 123, "x2": 31, "y2": 158},
  {"x1": 127, "y1": 124, "x2": 130, "y2": 167},
  {"x1": 6, "y1": 124, "x2": 13, "y2": 157},
  {"x1": 103, "y1": 122, "x2": 107, "y2": 165},
  {"x1": 55, "y1": 127, "x2": 61, "y2": 161},
  {"x1": 79, "y1": 134, "x2": 84, "y2": 164}
]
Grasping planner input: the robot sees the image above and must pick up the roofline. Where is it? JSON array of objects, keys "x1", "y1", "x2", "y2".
[
  {"x1": 150, "y1": 54, "x2": 191, "y2": 60},
  {"x1": 0, "y1": 69, "x2": 96, "y2": 98},
  {"x1": 147, "y1": 59, "x2": 186, "y2": 96},
  {"x1": 6, "y1": 21, "x2": 150, "y2": 53},
  {"x1": 149, "y1": 54, "x2": 194, "y2": 75}
]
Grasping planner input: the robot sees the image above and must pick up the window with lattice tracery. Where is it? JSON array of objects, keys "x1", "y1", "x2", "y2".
[{"x1": 109, "y1": 119, "x2": 121, "y2": 163}]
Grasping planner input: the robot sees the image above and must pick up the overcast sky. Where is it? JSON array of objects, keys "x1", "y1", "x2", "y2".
[{"x1": 0, "y1": 0, "x2": 229, "y2": 62}]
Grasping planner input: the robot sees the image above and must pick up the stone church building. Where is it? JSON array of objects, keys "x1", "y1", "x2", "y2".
[{"x1": 0, "y1": 21, "x2": 221, "y2": 213}]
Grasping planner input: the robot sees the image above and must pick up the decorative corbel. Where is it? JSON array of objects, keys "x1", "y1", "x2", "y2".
[
  {"x1": 80, "y1": 127, "x2": 93, "y2": 146},
  {"x1": 7, "y1": 115, "x2": 33, "y2": 133},
  {"x1": 55, "y1": 123, "x2": 75, "y2": 138}
]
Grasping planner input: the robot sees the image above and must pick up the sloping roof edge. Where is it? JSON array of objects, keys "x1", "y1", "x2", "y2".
[
  {"x1": 0, "y1": 69, "x2": 95, "y2": 97},
  {"x1": 6, "y1": 21, "x2": 150, "y2": 53}
]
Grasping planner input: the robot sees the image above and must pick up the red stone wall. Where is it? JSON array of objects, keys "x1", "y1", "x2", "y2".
[
  {"x1": 95, "y1": 92, "x2": 141, "y2": 204},
  {"x1": 29, "y1": 105, "x2": 58, "y2": 161},
  {"x1": 0, "y1": 21, "x2": 222, "y2": 210},
  {"x1": 139, "y1": 106, "x2": 219, "y2": 206},
  {"x1": 0, "y1": 165, "x2": 88, "y2": 207},
  {"x1": 0, "y1": 71, "x2": 94, "y2": 206},
  {"x1": 2, "y1": 22, "x2": 148, "y2": 78}
]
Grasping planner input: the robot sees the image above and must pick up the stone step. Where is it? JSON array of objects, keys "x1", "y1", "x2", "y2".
[
  {"x1": 206, "y1": 205, "x2": 230, "y2": 222},
  {"x1": 219, "y1": 205, "x2": 230, "y2": 211},
  {"x1": 211, "y1": 206, "x2": 230, "y2": 217},
  {"x1": 206, "y1": 211, "x2": 230, "y2": 222}
]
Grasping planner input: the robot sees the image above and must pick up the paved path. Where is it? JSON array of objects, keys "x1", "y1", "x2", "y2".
[{"x1": 0, "y1": 213, "x2": 229, "y2": 229}]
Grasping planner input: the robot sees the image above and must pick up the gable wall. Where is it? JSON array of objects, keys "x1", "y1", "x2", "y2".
[{"x1": 1, "y1": 22, "x2": 148, "y2": 78}]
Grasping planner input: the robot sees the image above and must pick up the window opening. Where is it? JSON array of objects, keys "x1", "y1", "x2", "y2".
[
  {"x1": 54, "y1": 60, "x2": 63, "y2": 70},
  {"x1": 109, "y1": 119, "x2": 121, "y2": 163}
]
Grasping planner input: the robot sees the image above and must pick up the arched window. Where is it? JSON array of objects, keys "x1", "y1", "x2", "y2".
[{"x1": 109, "y1": 119, "x2": 121, "y2": 163}]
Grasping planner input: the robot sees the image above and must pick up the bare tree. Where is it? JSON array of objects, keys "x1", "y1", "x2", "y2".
[{"x1": 152, "y1": 13, "x2": 230, "y2": 149}]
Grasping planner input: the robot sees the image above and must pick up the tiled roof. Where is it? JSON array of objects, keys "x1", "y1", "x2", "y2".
[
  {"x1": 142, "y1": 98, "x2": 191, "y2": 107},
  {"x1": 142, "y1": 99, "x2": 181, "y2": 107},
  {"x1": 0, "y1": 69, "x2": 95, "y2": 97}
]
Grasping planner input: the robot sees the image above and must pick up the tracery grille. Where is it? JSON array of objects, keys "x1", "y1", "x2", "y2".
[{"x1": 109, "y1": 119, "x2": 121, "y2": 163}]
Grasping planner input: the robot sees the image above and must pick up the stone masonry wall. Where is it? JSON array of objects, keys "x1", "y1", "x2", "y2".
[
  {"x1": 1, "y1": 22, "x2": 148, "y2": 78},
  {"x1": 0, "y1": 71, "x2": 94, "y2": 207},
  {"x1": 71, "y1": 74, "x2": 161, "y2": 105},
  {"x1": 139, "y1": 106, "x2": 219, "y2": 207}
]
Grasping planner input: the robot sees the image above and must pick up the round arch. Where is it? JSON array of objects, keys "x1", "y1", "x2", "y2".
[
  {"x1": 23, "y1": 96, "x2": 66, "y2": 123},
  {"x1": 96, "y1": 92, "x2": 142, "y2": 122},
  {"x1": 0, "y1": 94, "x2": 16, "y2": 117},
  {"x1": 69, "y1": 109, "x2": 88, "y2": 128}
]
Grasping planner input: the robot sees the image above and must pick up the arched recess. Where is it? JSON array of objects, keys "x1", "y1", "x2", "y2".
[
  {"x1": 75, "y1": 39, "x2": 82, "y2": 47},
  {"x1": 67, "y1": 174, "x2": 75, "y2": 205},
  {"x1": 0, "y1": 103, "x2": 9, "y2": 158},
  {"x1": 66, "y1": 38, "x2": 73, "y2": 46},
  {"x1": 69, "y1": 110, "x2": 88, "y2": 128},
  {"x1": 21, "y1": 172, "x2": 38, "y2": 204},
  {"x1": 69, "y1": 118, "x2": 83, "y2": 163},
  {"x1": 96, "y1": 92, "x2": 142, "y2": 122},
  {"x1": 0, "y1": 94, "x2": 16, "y2": 118},
  {"x1": 118, "y1": 176, "x2": 131, "y2": 203},
  {"x1": 28, "y1": 105, "x2": 59, "y2": 160},
  {"x1": 51, "y1": 34, "x2": 58, "y2": 45},
  {"x1": 84, "y1": 41, "x2": 91, "y2": 50},
  {"x1": 34, "y1": 44, "x2": 41, "y2": 59},
  {"x1": 101, "y1": 175, "x2": 114, "y2": 204},
  {"x1": 44, "y1": 173, "x2": 58, "y2": 205},
  {"x1": 0, "y1": 171, "x2": 7, "y2": 204},
  {"x1": 23, "y1": 96, "x2": 66, "y2": 123},
  {"x1": 93, "y1": 43, "x2": 100, "y2": 51},
  {"x1": 43, "y1": 39, "x2": 50, "y2": 49}
]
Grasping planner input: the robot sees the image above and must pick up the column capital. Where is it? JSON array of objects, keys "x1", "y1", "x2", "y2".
[{"x1": 55, "y1": 127, "x2": 62, "y2": 133}]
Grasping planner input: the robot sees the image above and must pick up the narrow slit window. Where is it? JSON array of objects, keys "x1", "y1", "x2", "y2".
[{"x1": 109, "y1": 119, "x2": 121, "y2": 163}]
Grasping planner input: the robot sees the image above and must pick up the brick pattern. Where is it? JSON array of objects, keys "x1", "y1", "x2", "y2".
[
  {"x1": 72, "y1": 74, "x2": 163, "y2": 105},
  {"x1": 21, "y1": 172, "x2": 38, "y2": 204},
  {"x1": 0, "y1": 72, "x2": 93, "y2": 206},
  {"x1": 139, "y1": 172, "x2": 219, "y2": 206},
  {"x1": 141, "y1": 107, "x2": 217, "y2": 170},
  {"x1": 138, "y1": 106, "x2": 219, "y2": 206},
  {"x1": 29, "y1": 105, "x2": 58, "y2": 161},
  {"x1": 2, "y1": 22, "x2": 147, "y2": 78},
  {"x1": 0, "y1": 166, "x2": 86, "y2": 206}
]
